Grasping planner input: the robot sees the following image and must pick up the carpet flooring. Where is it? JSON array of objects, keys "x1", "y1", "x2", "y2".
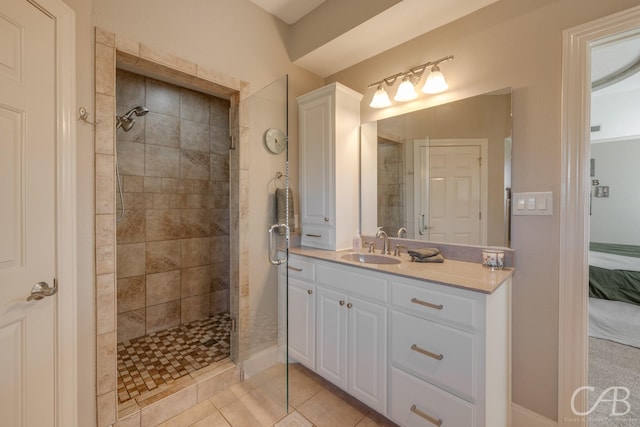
[{"x1": 588, "y1": 337, "x2": 640, "y2": 426}]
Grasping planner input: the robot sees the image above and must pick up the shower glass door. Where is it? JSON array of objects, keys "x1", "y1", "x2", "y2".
[{"x1": 230, "y1": 75, "x2": 290, "y2": 416}]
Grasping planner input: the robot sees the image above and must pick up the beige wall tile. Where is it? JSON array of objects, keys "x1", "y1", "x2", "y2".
[
  {"x1": 210, "y1": 209, "x2": 230, "y2": 236},
  {"x1": 181, "y1": 237, "x2": 210, "y2": 268},
  {"x1": 118, "y1": 309, "x2": 145, "y2": 342},
  {"x1": 144, "y1": 177, "x2": 163, "y2": 193},
  {"x1": 117, "y1": 276, "x2": 146, "y2": 313},
  {"x1": 181, "y1": 266, "x2": 211, "y2": 298},
  {"x1": 96, "y1": 244, "x2": 115, "y2": 276},
  {"x1": 115, "y1": 34, "x2": 140, "y2": 57},
  {"x1": 146, "y1": 300, "x2": 180, "y2": 333},
  {"x1": 211, "y1": 290, "x2": 229, "y2": 315},
  {"x1": 97, "y1": 390, "x2": 117, "y2": 427},
  {"x1": 96, "y1": 42, "x2": 115, "y2": 96},
  {"x1": 96, "y1": 273, "x2": 116, "y2": 335},
  {"x1": 181, "y1": 209, "x2": 210, "y2": 238},
  {"x1": 97, "y1": 331, "x2": 117, "y2": 395},
  {"x1": 96, "y1": 214, "x2": 115, "y2": 248},
  {"x1": 123, "y1": 175, "x2": 144, "y2": 193},
  {"x1": 211, "y1": 262, "x2": 230, "y2": 291},
  {"x1": 96, "y1": 153, "x2": 114, "y2": 177},
  {"x1": 146, "y1": 112, "x2": 180, "y2": 148},
  {"x1": 146, "y1": 270, "x2": 181, "y2": 306},
  {"x1": 145, "y1": 145, "x2": 180, "y2": 178},
  {"x1": 116, "y1": 69, "x2": 145, "y2": 111},
  {"x1": 117, "y1": 242, "x2": 146, "y2": 278},
  {"x1": 117, "y1": 141, "x2": 145, "y2": 176},
  {"x1": 181, "y1": 120, "x2": 210, "y2": 152},
  {"x1": 146, "y1": 240, "x2": 181, "y2": 273},
  {"x1": 95, "y1": 27, "x2": 114, "y2": 47},
  {"x1": 181, "y1": 294, "x2": 210, "y2": 323},
  {"x1": 210, "y1": 236, "x2": 229, "y2": 264},
  {"x1": 116, "y1": 209, "x2": 146, "y2": 243},
  {"x1": 196, "y1": 65, "x2": 241, "y2": 92},
  {"x1": 146, "y1": 209, "x2": 181, "y2": 241},
  {"x1": 209, "y1": 153, "x2": 229, "y2": 181},
  {"x1": 96, "y1": 170, "x2": 115, "y2": 215},
  {"x1": 96, "y1": 93, "x2": 115, "y2": 155},
  {"x1": 146, "y1": 78, "x2": 180, "y2": 117},
  {"x1": 133, "y1": 193, "x2": 154, "y2": 210},
  {"x1": 181, "y1": 150, "x2": 210, "y2": 180},
  {"x1": 140, "y1": 44, "x2": 198, "y2": 78},
  {"x1": 181, "y1": 89, "x2": 211, "y2": 124}
]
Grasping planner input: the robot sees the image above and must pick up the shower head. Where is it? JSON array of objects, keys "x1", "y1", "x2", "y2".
[{"x1": 116, "y1": 106, "x2": 149, "y2": 131}]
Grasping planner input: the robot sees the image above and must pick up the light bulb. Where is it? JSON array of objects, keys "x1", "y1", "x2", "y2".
[
  {"x1": 422, "y1": 65, "x2": 448, "y2": 94},
  {"x1": 394, "y1": 75, "x2": 418, "y2": 102},
  {"x1": 369, "y1": 84, "x2": 392, "y2": 108}
]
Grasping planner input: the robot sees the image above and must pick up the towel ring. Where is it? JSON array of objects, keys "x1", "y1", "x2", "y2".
[{"x1": 268, "y1": 171, "x2": 286, "y2": 191}]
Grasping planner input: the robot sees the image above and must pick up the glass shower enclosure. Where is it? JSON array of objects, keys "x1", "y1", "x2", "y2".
[{"x1": 230, "y1": 75, "x2": 291, "y2": 417}]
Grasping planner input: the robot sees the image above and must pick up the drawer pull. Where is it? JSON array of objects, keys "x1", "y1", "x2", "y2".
[
  {"x1": 306, "y1": 233, "x2": 322, "y2": 238},
  {"x1": 410, "y1": 404, "x2": 443, "y2": 426},
  {"x1": 288, "y1": 266, "x2": 303, "y2": 272},
  {"x1": 411, "y1": 297, "x2": 444, "y2": 310},
  {"x1": 347, "y1": 302, "x2": 352, "y2": 309},
  {"x1": 339, "y1": 300, "x2": 345, "y2": 306},
  {"x1": 411, "y1": 344, "x2": 444, "y2": 361},
  {"x1": 307, "y1": 289, "x2": 313, "y2": 295}
]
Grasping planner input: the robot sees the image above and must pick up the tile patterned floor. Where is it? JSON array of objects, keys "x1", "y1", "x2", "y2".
[
  {"x1": 117, "y1": 313, "x2": 231, "y2": 403},
  {"x1": 159, "y1": 363, "x2": 399, "y2": 427}
]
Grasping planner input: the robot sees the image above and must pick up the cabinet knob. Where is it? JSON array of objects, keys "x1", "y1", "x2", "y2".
[
  {"x1": 307, "y1": 289, "x2": 313, "y2": 295},
  {"x1": 324, "y1": 217, "x2": 329, "y2": 222},
  {"x1": 339, "y1": 300, "x2": 345, "y2": 306},
  {"x1": 347, "y1": 303, "x2": 353, "y2": 309}
]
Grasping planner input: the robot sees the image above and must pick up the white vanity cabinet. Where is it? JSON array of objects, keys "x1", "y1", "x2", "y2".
[
  {"x1": 283, "y1": 251, "x2": 511, "y2": 427},
  {"x1": 297, "y1": 83, "x2": 362, "y2": 250}
]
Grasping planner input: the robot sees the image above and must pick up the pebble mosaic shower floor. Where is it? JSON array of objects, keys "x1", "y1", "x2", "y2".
[{"x1": 117, "y1": 312, "x2": 231, "y2": 403}]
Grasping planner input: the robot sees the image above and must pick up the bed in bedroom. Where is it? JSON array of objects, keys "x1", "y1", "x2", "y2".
[{"x1": 589, "y1": 242, "x2": 640, "y2": 348}]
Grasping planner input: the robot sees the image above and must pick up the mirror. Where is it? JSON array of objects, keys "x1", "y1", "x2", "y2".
[{"x1": 361, "y1": 89, "x2": 512, "y2": 247}]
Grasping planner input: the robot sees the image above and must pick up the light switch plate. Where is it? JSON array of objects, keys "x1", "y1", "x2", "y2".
[{"x1": 512, "y1": 192, "x2": 553, "y2": 215}]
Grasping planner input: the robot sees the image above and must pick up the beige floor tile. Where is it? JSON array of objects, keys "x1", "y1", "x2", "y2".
[
  {"x1": 239, "y1": 386, "x2": 288, "y2": 426},
  {"x1": 209, "y1": 389, "x2": 238, "y2": 409},
  {"x1": 217, "y1": 398, "x2": 262, "y2": 426},
  {"x1": 157, "y1": 400, "x2": 216, "y2": 427},
  {"x1": 273, "y1": 410, "x2": 314, "y2": 427},
  {"x1": 298, "y1": 389, "x2": 367, "y2": 427},
  {"x1": 355, "y1": 413, "x2": 399, "y2": 427},
  {"x1": 287, "y1": 366, "x2": 324, "y2": 408},
  {"x1": 190, "y1": 409, "x2": 231, "y2": 427}
]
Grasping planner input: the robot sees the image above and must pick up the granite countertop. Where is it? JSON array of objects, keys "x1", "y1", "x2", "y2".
[{"x1": 289, "y1": 246, "x2": 514, "y2": 294}]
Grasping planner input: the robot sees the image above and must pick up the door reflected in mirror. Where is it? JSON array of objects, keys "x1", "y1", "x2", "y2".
[{"x1": 361, "y1": 89, "x2": 512, "y2": 247}]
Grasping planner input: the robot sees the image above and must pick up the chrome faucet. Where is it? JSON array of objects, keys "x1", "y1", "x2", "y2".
[
  {"x1": 376, "y1": 227, "x2": 391, "y2": 255},
  {"x1": 397, "y1": 227, "x2": 407, "y2": 238}
]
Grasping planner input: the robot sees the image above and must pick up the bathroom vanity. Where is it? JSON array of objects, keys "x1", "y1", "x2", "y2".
[{"x1": 280, "y1": 248, "x2": 512, "y2": 427}]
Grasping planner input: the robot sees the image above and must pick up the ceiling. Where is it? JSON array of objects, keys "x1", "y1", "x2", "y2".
[
  {"x1": 248, "y1": 0, "x2": 326, "y2": 25},
  {"x1": 249, "y1": 0, "x2": 499, "y2": 77}
]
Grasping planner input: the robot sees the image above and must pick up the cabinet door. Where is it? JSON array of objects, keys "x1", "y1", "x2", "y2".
[
  {"x1": 348, "y1": 296, "x2": 387, "y2": 414},
  {"x1": 299, "y1": 94, "x2": 333, "y2": 227},
  {"x1": 288, "y1": 279, "x2": 315, "y2": 369},
  {"x1": 316, "y1": 286, "x2": 348, "y2": 389}
]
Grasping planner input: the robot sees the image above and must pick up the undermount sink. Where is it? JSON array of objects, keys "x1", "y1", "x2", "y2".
[{"x1": 341, "y1": 253, "x2": 401, "y2": 265}]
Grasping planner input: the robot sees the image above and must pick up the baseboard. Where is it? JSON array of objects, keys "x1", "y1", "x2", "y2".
[{"x1": 511, "y1": 403, "x2": 557, "y2": 427}]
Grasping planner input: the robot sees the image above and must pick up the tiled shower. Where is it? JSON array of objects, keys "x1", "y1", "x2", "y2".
[
  {"x1": 377, "y1": 140, "x2": 405, "y2": 233},
  {"x1": 115, "y1": 69, "x2": 231, "y2": 343}
]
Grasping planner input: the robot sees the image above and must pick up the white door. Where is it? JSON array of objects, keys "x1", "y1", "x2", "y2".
[
  {"x1": 0, "y1": 1, "x2": 57, "y2": 426},
  {"x1": 413, "y1": 139, "x2": 430, "y2": 241},
  {"x1": 429, "y1": 145, "x2": 481, "y2": 244}
]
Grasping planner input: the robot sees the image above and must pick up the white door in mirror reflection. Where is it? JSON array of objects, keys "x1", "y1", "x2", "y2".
[{"x1": 415, "y1": 141, "x2": 482, "y2": 244}]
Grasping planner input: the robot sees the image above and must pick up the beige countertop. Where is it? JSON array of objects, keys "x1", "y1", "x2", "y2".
[{"x1": 289, "y1": 247, "x2": 514, "y2": 294}]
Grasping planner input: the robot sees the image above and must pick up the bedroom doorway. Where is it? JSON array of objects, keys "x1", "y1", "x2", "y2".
[
  {"x1": 587, "y1": 30, "x2": 640, "y2": 426},
  {"x1": 559, "y1": 5, "x2": 640, "y2": 426}
]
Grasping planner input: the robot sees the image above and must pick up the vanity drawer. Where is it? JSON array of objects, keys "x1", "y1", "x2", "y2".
[
  {"x1": 391, "y1": 279, "x2": 478, "y2": 331},
  {"x1": 391, "y1": 310, "x2": 476, "y2": 402},
  {"x1": 390, "y1": 366, "x2": 475, "y2": 427},
  {"x1": 287, "y1": 255, "x2": 316, "y2": 282},
  {"x1": 316, "y1": 262, "x2": 387, "y2": 303},
  {"x1": 301, "y1": 225, "x2": 333, "y2": 249}
]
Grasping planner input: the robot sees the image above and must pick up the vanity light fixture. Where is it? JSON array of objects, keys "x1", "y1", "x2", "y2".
[
  {"x1": 368, "y1": 55, "x2": 454, "y2": 108},
  {"x1": 370, "y1": 83, "x2": 392, "y2": 108}
]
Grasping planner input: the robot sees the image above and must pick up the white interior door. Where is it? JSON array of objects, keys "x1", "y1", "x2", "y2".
[
  {"x1": 0, "y1": 1, "x2": 57, "y2": 426},
  {"x1": 413, "y1": 139, "x2": 430, "y2": 241},
  {"x1": 428, "y1": 145, "x2": 481, "y2": 244}
]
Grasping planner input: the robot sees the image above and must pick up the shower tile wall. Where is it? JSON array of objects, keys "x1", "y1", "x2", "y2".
[
  {"x1": 116, "y1": 69, "x2": 230, "y2": 343},
  {"x1": 377, "y1": 141, "x2": 405, "y2": 233}
]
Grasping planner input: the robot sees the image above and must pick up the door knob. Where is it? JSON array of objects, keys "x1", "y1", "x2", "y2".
[{"x1": 26, "y1": 280, "x2": 58, "y2": 302}]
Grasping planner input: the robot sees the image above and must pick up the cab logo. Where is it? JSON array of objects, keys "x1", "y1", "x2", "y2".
[{"x1": 571, "y1": 386, "x2": 631, "y2": 416}]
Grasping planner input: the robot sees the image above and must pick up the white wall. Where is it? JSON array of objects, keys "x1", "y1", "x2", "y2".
[
  {"x1": 590, "y1": 139, "x2": 640, "y2": 245},
  {"x1": 591, "y1": 88, "x2": 640, "y2": 142}
]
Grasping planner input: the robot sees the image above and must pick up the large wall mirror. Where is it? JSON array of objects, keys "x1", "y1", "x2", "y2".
[{"x1": 361, "y1": 89, "x2": 512, "y2": 247}]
